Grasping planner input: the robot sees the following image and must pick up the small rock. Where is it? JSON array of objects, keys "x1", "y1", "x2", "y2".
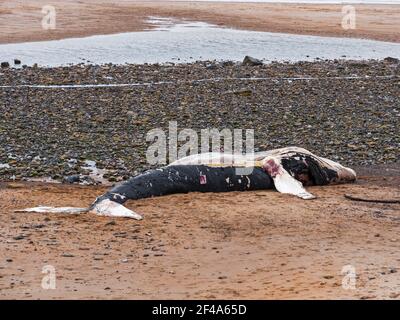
[
  {"x1": 62, "y1": 253, "x2": 74, "y2": 258},
  {"x1": 242, "y1": 56, "x2": 263, "y2": 66},
  {"x1": 1, "y1": 62, "x2": 10, "y2": 68},
  {"x1": 233, "y1": 89, "x2": 252, "y2": 96},
  {"x1": 360, "y1": 295, "x2": 376, "y2": 300},
  {"x1": 14, "y1": 59, "x2": 21, "y2": 65},
  {"x1": 389, "y1": 268, "x2": 397, "y2": 274},
  {"x1": 113, "y1": 232, "x2": 127, "y2": 238},
  {"x1": 221, "y1": 60, "x2": 234, "y2": 67},
  {"x1": 63, "y1": 175, "x2": 80, "y2": 184}
]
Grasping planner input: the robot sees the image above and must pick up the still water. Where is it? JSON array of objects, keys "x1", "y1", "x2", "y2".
[{"x1": 0, "y1": 18, "x2": 399, "y2": 67}]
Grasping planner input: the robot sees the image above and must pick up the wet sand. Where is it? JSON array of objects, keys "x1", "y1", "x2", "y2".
[
  {"x1": 0, "y1": 1, "x2": 399, "y2": 44},
  {"x1": 0, "y1": 166, "x2": 399, "y2": 299}
]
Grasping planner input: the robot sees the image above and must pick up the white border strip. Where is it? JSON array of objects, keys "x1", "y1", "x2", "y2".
[{"x1": 0, "y1": 75, "x2": 397, "y2": 89}]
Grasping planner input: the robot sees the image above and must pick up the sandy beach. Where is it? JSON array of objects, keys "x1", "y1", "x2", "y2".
[
  {"x1": 0, "y1": 1, "x2": 399, "y2": 44},
  {"x1": 0, "y1": 167, "x2": 400, "y2": 299},
  {"x1": 1, "y1": 1, "x2": 400, "y2": 301},
  {"x1": 0, "y1": 59, "x2": 399, "y2": 299}
]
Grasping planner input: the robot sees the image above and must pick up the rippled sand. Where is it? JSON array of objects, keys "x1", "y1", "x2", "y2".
[{"x1": 1, "y1": 1, "x2": 399, "y2": 44}]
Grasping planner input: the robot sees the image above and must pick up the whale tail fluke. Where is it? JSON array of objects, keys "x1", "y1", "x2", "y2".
[
  {"x1": 89, "y1": 199, "x2": 143, "y2": 220},
  {"x1": 16, "y1": 200, "x2": 143, "y2": 220}
]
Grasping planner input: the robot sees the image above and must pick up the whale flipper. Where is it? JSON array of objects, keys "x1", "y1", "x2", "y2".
[
  {"x1": 272, "y1": 168, "x2": 316, "y2": 200},
  {"x1": 262, "y1": 156, "x2": 316, "y2": 200}
]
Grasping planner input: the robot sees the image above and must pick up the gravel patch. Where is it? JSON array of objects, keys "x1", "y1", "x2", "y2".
[{"x1": 0, "y1": 59, "x2": 399, "y2": 183}]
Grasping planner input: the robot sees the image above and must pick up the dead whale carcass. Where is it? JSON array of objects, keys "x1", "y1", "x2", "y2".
[{"x1": 18, "y1": 147, "x2": 356, "y2": 219}]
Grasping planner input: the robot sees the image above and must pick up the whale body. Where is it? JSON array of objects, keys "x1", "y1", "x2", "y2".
[{"x1": 19, "y1": 147, "x2": 356, "y2": 220}]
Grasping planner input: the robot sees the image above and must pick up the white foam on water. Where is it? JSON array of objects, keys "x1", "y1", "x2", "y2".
[{"x1": 0, "y1": 18, "x2": 399, "y2": 67}]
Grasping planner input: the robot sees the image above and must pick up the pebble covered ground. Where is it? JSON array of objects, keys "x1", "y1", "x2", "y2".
[{"x1": 0, "y1": 59, "x2": 399, "y2": 183}]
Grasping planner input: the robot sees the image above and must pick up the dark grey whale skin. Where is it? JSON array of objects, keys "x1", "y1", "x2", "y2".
[
  {"x1": 92, "y1": 165, "x2": 274, "y2": 206},
  {"x1": 91, "y1": 153, "x2": 340, "y2": 208}
]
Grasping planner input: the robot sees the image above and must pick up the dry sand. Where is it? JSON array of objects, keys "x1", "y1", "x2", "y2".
[
  {"x1": 0, "y1": 1, "x2": 399, "y2": 44},
  {"x1": 0, "y1": 166, "x2": 399, "y2": 299}
]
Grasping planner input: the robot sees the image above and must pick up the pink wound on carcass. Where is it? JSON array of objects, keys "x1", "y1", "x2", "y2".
[
  {"x1": 263, "y1": 159, "x2": 281, "y2": 178},
  {"x1": 199, "y1": 174, "x2": 207, "y2": 184}
]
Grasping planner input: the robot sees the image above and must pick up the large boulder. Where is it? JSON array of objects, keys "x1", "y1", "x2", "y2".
[
  {"x1": 384, "y1": 57, "x2": 399, "y2": 64},
  {"x1": 242, "y1": 55, "x2": 263, "y2": 66}
]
